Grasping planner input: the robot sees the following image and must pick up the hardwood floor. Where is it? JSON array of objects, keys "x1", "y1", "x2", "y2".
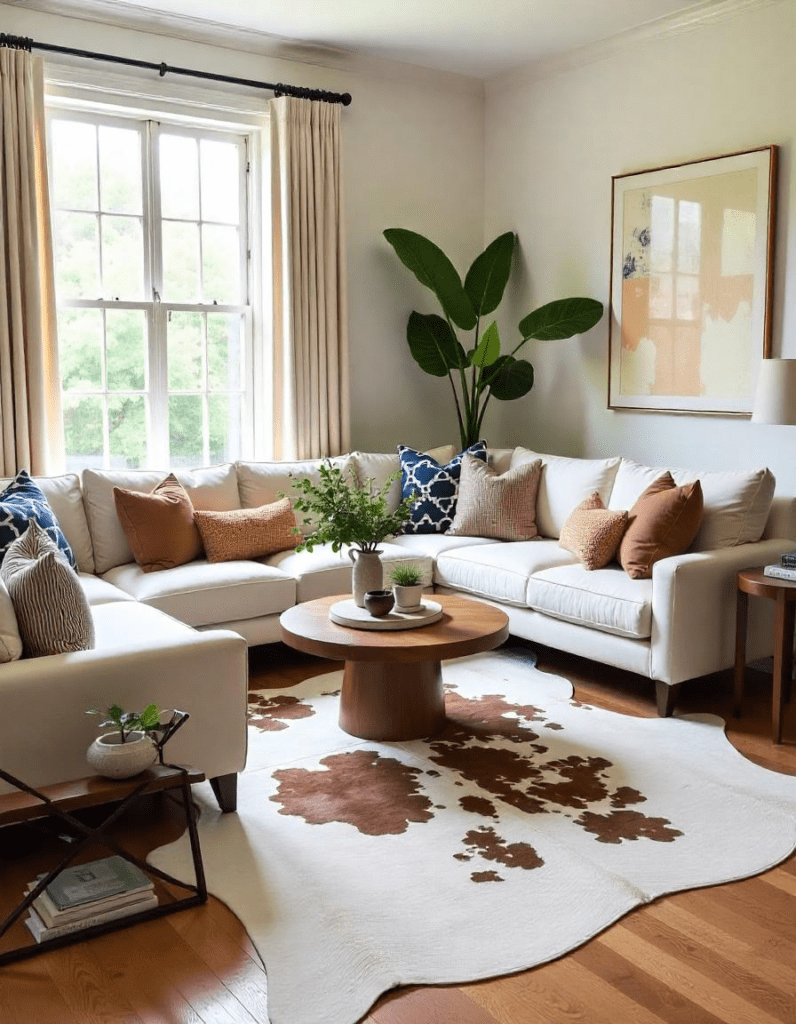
[{"x1": 1, "y1": 641, "x2": 795, "y2": 1024}]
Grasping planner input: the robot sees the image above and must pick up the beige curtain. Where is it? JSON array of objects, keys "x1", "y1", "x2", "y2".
[
  {"x1": 270, "y1": 96, "x2": 350, "y2": 460},
  {"x1": 0, "y1": 47, "x2": 63, "y2": 477}
]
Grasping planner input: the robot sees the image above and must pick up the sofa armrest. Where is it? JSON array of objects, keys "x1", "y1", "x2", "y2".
[
  {"x1": 650, "y1": 538, "x2": 793, "y2": 685},
  {"x1": 0, "y1": 628, "x2": 248, "y2": 795}
]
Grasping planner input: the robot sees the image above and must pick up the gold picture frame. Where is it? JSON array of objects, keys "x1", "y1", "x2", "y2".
[{"x1": 608, "y1": 146, "x2": 777, "y2": 415}]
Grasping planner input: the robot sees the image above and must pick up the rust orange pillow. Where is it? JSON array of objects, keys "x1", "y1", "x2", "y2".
[
  {"x1": 618, "y1": 472, "x2": 703, "y2": 579},
  {"x1": 193, "y1": 499, "x2": 299, "y2": 563},
  {"x1": 113, "y1": 473, "x2": 203, "y2": 573},
  {"x1": 559, "y1": 492, "x2": 628, "y2": 570}
]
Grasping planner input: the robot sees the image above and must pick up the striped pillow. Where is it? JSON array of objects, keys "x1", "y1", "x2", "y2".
[
  {"x1": 0, "y1": 520, "x2": 94, "y2": 658},
  {"x1": 448, "y1": 454, "x2": 542, "y2": 541}
]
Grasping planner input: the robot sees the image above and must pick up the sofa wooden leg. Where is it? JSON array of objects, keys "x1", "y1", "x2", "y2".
[
  {"x1": 209, "y1": 773, "x2": 238, "y2": 813},
  {"x1": 656, "y1": 681, "x2": 680, "y2": 718}
]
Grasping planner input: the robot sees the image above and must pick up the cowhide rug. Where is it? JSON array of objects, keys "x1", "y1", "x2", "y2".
[{"x1": 149, "y1": 650, "x2": 796, "y2": 1024}]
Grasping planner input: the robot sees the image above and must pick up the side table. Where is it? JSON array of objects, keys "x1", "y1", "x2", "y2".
[
  {"x1": 0, "y1": 764, "x2": 207, "y2": 965},
  {"x1": 734, "y1": 567, "x2": 796, "y2": 744}
]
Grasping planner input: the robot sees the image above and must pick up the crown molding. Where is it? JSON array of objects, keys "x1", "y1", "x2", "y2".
[{"x1": 487, "y1": 0, "x2": 783, "y2": 98}]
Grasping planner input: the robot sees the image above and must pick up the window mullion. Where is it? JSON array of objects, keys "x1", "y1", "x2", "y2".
[{"x1": 147, "y1": 122, "x2": 168, "y2": 467}]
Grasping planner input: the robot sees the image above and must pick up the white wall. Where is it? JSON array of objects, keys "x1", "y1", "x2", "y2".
[
  {"x1": 0, "y1": 3, "x2": 485, "y2": 455},
  {"x1": 485, "y1": 1, "x2": 796, "y2": 495}
]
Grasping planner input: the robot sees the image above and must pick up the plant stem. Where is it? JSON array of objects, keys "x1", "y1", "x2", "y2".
[{"x1": 447, "y1": 370, "x2": 465, "y2": 443}]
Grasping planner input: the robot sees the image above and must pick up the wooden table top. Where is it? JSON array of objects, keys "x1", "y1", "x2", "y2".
[
  {"x1": 738, "y1": 567, "x2": 796, "y2": 599},
  {"x1": 280, "y1": 593, "x2": 510, "y2": 663}
]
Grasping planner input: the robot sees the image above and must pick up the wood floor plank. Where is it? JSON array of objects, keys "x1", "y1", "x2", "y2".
[
  {"x1": 762, "y1": 866, "x2": 796, "y2": 898},
  {"x1": 44, "y1": 942, "x2": 145, "y2": 1024},
  {"x1": 0, "y1": 957, "x2": 83, "y2": 1024},
  {"x1": 371, "y1": 984, "x2": 496, "y2": 1023}
]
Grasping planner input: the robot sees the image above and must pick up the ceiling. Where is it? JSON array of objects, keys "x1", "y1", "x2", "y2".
[{"x1": 18, "y1": 0, "x2": 732, "y2": 78}]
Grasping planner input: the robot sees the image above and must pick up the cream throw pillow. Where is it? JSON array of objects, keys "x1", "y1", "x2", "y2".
[
  {"x1": 559, "y1": 493, "x2": 628, "y2": 571},
  {"x1": 449, "y1": 454, "x2": 542, "y2": 541}
]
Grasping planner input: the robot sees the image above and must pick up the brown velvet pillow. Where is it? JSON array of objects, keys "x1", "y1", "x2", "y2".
[
  {"x1": 113, "y1": 473, "x2": 203, "y2": 573},
  {"x1": 193, "y1": 499, "x2": 299, "y2": 563},
  {"x1": 618, "y1": 472, "x2": 704, "y2": 579},
  {"x1": 559, "y1": 492, "x2": 628, "y2": 570}
]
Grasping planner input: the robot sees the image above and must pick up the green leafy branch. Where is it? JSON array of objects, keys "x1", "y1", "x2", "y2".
[{"x1": 86, "y1": 703, "x2": 163, "y2": 744}]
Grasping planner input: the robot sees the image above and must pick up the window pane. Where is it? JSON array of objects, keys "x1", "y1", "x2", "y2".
[
  {"x1": 207, "y1": 314, "x2": 243, "y2": 390},
  {"x1": 209, "y1": 393, "x2": 241, "y2": 464},
  {"x1": 201, "y1": 140, "x2": 240, "y2": 224},
  {"x1": 163, "y1": 221, "x2": 200, "y2": 302},
  {"x1": 99, "y1": 126, "x2": 142, "y2": 215},
  {"x1": 168, "y1": 312, "x2": 203, "y2": 391},
  {"x1": 202, "y1": 224, "x2": 240, "y2": 304},
  {"x1": 58, "y1": 309, "x2": 103, "y2": 391},
  {"x1": 63, "y1": 395, "x2": 103, "y2": 470},
  {"x1": 169, "y1": 394, "x2": 204, "y2": 467},
  {"x1": 108, "y1": 395, "x2": 147, "y2": 468},
  {"x1": 160, "y1": 134, "x2": 199, "y2": 220},
  {"x1": 51, "y1": 121, "x2": 97, "y2": 211},
  {"x1": 54, "y1": 211, "x2": 99, "y2": 299},
  {"x1": 106, "y1": 310, "x2": 146, "y2": 391},
  {"x1": 102, "y1": 215, "x2": 144, "y2": 299}
]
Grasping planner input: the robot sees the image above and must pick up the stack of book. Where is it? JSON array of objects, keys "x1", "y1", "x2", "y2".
[
  {"x1": 763, "y1": 551, "x2": 796, "y2": 582},
  {"x1": 24, "y1": 855, "x2": 156, "y2": 943}
]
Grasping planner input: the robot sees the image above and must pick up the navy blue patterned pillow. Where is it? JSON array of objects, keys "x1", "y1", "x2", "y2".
[
  {"x1": 399, "y1": 442, "x2": 488, "y2": 534},
  {"x1": 0, "y1": 471, "x2": 76, "y2": 568}
]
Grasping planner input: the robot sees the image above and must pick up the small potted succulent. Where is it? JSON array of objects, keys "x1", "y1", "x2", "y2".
[
  {"x1": 85, "y1": 703, "x2": 164, "y2": 779},
  {"x1": 389, "y1": 563, "x2": 425, "y2": 612}
]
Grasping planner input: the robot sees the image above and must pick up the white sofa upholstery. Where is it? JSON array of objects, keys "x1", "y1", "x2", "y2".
[{"x1": 2, "y1": 449, "x2": 795, "y2": 809}]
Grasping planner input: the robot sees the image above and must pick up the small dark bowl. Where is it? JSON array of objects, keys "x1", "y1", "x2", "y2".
[{"x1": 363, "y1": 590, "x2": 395, "y2": 617}]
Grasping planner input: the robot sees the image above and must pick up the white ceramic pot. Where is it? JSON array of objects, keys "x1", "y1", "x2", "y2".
[
  {"x1": 394, "y1": 583, "x2": 424, "y2": 612},
  {"x1": 86, "y1": 731, "x2": 158, "y2": 780},
  {"x1": 348, "y1": 549, "x2": 383, "y2": 608}
]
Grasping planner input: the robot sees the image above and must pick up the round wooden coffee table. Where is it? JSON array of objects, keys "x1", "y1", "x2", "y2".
[{"x1": 280, "y1": 593, "x2": 510, "y2": 740}]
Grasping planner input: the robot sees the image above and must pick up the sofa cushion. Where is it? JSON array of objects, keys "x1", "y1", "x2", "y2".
[
  {"x1": 351, "y1": 446, "x2": 456, "y2": 514},
  {"x1": 435, "y1": 540, "x2": 577, "y2": 606},
  {"x1": 0, "y1": 473, "x2": 95, "y2": 574},
  {"x1": 387, "y1": 533, "x2": 500, "y2": 566},
  {"x1": 103, "y1": 559, "x2": 296, "y2": 627},
  {"x1": 194, "y1": 499, "x2": 299, "y2": 562},
  {"x1": 84, "y1": 464, "x2": 240, "y2": 574},
  {"x1": 266, "y1": 541, "x2": 434, "y2": 603},
  {"x1": 0, "y1": 471, "x2": 76, "y2": 568},
  {"x1": 114, "y1": 474, "x2": 204, "y2": 573},
  {"x1": 449, "y1": 455, "x2": 542, "y2": 541},
  {"x1": 510, "y1": 448, "x2": 621, "y2": 539},
  {"x1": 559, "y1": 493, "x2": 628, "y2": 570},
  {"x1": 0, "y1": 577, "x2": 22, "y2": 663},
  {"x1": 78, "y1": 573, "x2": 135, "y2": 606},
  {"x1": 608, "y1": 458, "x2": 775, "y2": 551},
  {"x1": 526, "y1": 564, "x2": 653, "y2": 639},
  {"x1": 399, "y1": 442, "x2": 487, "y2": 534},
  {"x1": 236, "y1": 457, "x2": 353, "y2": 536}
]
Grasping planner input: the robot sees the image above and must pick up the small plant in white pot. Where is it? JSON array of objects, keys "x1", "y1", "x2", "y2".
[
  {"x1": 85, "y1": 703, "x2": 163, "y2": 780},
  {"x1": 389, "y1": 564, "x2": 425, "y2": 612}
]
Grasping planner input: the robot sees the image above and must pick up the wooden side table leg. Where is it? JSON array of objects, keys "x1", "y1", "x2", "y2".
[
  {"x1": 733, "y1": 589, "x2": 749, "y2": 718},
  {"x1": 772, "y1": 594, "x2": 795, "y2": 744}
]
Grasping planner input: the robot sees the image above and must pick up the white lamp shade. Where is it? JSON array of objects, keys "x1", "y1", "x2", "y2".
[{"x1": 751, "y1": 359, "x2": 796, "y2": 424}]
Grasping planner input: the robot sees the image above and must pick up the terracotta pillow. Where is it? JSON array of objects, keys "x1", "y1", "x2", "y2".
[
  {"x1": 618, "y1": 473, "x2": 704, "y2": 580},
  {"x1": 113, "y1": 474, "x2": 203, "y2": 573},
  {"x1": 559, "y1": 492, "x2": 628, "y2": 570},
  {"x1": 194, "y1": 499, "x2": 299, "y2": 563}
]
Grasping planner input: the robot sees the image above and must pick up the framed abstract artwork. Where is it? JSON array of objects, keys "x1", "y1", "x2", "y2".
[{"x1": 608, "y1": 146, "x2": 777, "y2": 414}]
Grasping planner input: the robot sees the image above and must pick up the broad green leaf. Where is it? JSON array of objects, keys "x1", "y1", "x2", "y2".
[
  {"x1": 471, "y1": 321, "x2": 500, "y2": 367},
  {"x1": 407, "y1": 312, "x2": 467, "y2": 377},
  {"x1": 487, "y1": 356, "x2": 535, "y2": 400},
  {"x1": 384, "y1": 228, "x2": 476, "y2": 330},
  {"x1": 519, "y1": 297, "x2": 604, "y2": 341},
  {"x1": 464, "y1": 231, "x2": 515, "y2": 316},
  {"x1": 140, "y1": 703, "x2": 161, "y2": 729}
]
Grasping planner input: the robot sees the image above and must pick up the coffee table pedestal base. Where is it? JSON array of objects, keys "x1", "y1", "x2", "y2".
[{"x1": 339, "y1": 660, "x2": 446, "y2": 740}]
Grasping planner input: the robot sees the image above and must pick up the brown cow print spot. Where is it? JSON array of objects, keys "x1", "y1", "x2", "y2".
[
  {"x1": 248, "y1": 692, "x2": 315, "y2": 731},
  {"x1": 459, "y1": 795, "x2": 498, "y2": 818},
  {"x1": 576, "y1": 809, "x2": 683, "y2": 844},
  {"x1": 471, "y1": 871, "x2": 504, "y2": 883},
  {"x1": 271, "y1": 750, "x2": 434, "y2": 835},
  {"x1": 321, "y1": 688, "x2": 341, "y2": 696},
  {"x1": 545, "y1": 723, "x2": 564, "y2": 730},
  {"x1": 460, "y1": 826, "x2": 544, "y2": 872}
]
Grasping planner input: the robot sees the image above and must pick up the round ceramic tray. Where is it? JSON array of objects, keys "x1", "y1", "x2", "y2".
[{"x1": 329, "y1": 598, "x2": 443, "y2": 631}]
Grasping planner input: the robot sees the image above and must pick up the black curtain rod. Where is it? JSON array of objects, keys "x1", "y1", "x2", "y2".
[{"x1": 0, "y1": 33, "x2": 352, "y2": 106}]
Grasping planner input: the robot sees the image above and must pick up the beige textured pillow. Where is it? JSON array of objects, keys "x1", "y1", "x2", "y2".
[
  {"x1": 194, "y1": 499, "x2": 299, "y2": 563},
  {"x1": 449, "y1": 454, "x2": 542, "y2": 541},
  {"x1": 619, "y1": 473, "x2": 704, "y2": 580},
  {"x1": 559, "y1": 493, "x2": 628, "y2": 570},
  {"x1": 113, "y1": 474, "x2": 203, "y2": 573}
]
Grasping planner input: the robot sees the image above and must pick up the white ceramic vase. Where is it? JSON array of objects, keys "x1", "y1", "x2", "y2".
[
  {"x1": 394, "y1": 583, "x2": 424, "y2": 612},
  {"x1": 348, "y1": 549, "x2": 384, "y2": 608},
  {"x1": 86, "y1": 731, "x2": 158, "y2": 780}
]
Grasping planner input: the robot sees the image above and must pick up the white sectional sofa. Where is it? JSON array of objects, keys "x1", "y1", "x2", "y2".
[{"x1": 2, "y1": 448, "x2": 794, "y2": 809}]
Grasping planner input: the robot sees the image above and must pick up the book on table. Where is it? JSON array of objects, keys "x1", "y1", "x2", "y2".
[
  {"x1": 23, "y1": 855, "x2": 157, "y2": 944},
  {"x1": 763, "y1": 563, "x2": 796, "y2": 582},
  {"x1": 779, "y1": 550, "x2": 796, "y2": 568}
]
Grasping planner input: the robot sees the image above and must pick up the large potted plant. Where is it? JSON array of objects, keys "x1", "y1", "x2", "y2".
[
  {"x1": 288, "y1": 464, "x2": 417, "y2": 608},
  {"x1": 383, "y1": 229, "x2": 604, "y2": 450}
]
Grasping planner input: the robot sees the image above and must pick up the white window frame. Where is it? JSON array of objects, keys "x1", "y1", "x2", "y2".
[{"x1": 45, "y1": 70, "x2": 269, "y2": 468}]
